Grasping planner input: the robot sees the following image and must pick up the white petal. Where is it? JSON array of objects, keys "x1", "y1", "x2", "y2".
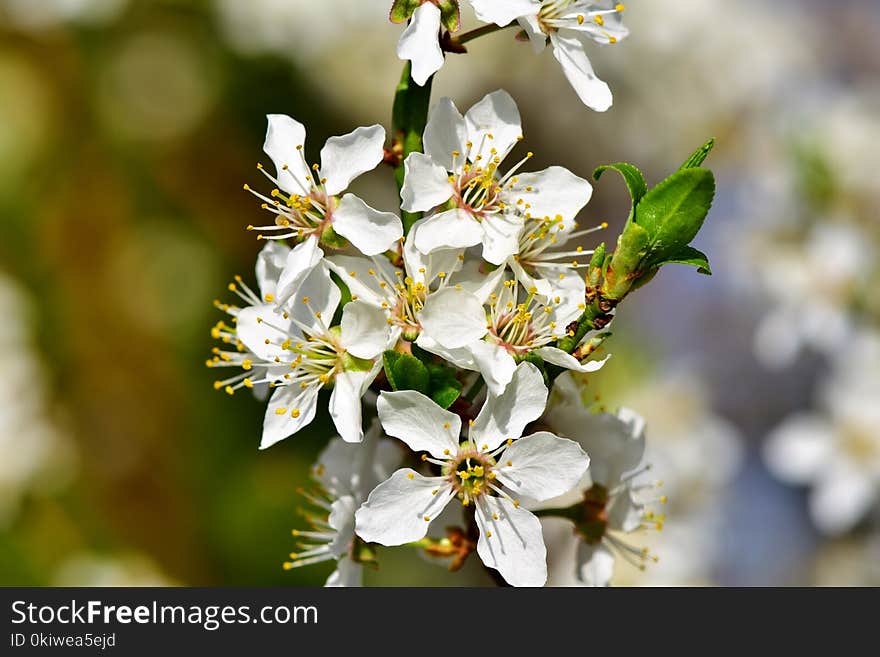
[
  {"x1": 325, "y1": 254, "x2": 395, "y2": 307},
  {"x1": 541, "y1": 517, "x2": 583, "y2": 587},
  {"x1": 236, "y1": 303, "x2": 294, "y2": 362},
  {"x1": 606, "y1": 487, "x2": 644, "y2": 533},
  {"x1": 355, "y1": 470, "x2": 453, "y2": 545},
  {"x1": 468, "y1": 340, "x2": 517, "y2": 396},
  {"x1": 260, "y1": 385, "x2": 320, "y2": 449},
  {"x1": 509, "y1": 257, "x2": 553, "y2": 298},
  {"x1": 452, "y1": 256, "x2": 507, "y2": 303},
  {"x1": 470, "y1": 362, "x2": 548, "y2": 451},
  {"x1": 534, "y1": 347, "x2": 610, "y2": 373},
  {"x1": 413, "y1": 209, "x2": 483, "y2": 253},
  {"x1": 319, "y1": 125, "x2": 386, "y2": 196},
  {"x1": 763, "y1": 414, "x2": 833, "y2": 485},
  {"x1": 496, "y1": 432, "x2": 589, "y2": 502},
  {"x1": 418, "y1": 286, "x2": 488, "y2": 349},
  {"x1": 576, "y1": 542, "x2": 614, "y2": 587},
  {"x1": 255, "y1": 241, "x2": 291, "y2": 299},
  {"x1": 377, "y1": 390, "x2": 461, "y2": 457},
  {"x1": 397, "y1": 3, "x2": 444, "y2": 87},
  {"x1": 275, "y1": 236, "x2": 324, "y2": 306},
  {"x1": 404, "y1": 216, "x2": 465, "y2": 286},
  {"x1": 469, "y1": 0, "x2": 541, "y2": 26},
  {"x1": 465, "y1": 90, "x2": 523, "y2": 162},
  {"x1": 423, "y1": 97, "x2": 466, "y2": 171},
  {"x1": 517, "y1": 14, "x2": 547, "y2": 53},
  {"x1": 263, "y1": 114, "x2": 310, "y2": 195},
  {"x1": 549, "y1": 405, "x2": 645, "y2": 488},
  {"x1": 810, "y1": 464, "x2": 876, "y2": 536},
  {"x1": 413, "y1": 334, "x2": 480, "y2": 371},
  {"x1": 475, "y1": 496, "x2": 547, "y2": 587},
  {"x1": 325, "y1": 557, "x2": 362, "y2": 587},
  {"x1": 340, "y1": 301, "x2": 390, "y2": 359},
  {"x1": 550, "y1": 31, "x2": 612, "y2": 112},
  {"x1": 332, "y1": 194, "x2": 403, "y2": 256},
  {"x1": 510, "y1": 166, "x2": 592, "y2": 224},
  {"x1": 287, "y1": 263, "x2": 341, "y2": 334},
  {"x1": 327, "y1": 496, "x2": 357, "y2": 558},
  {"x1": 480, "y1": 212, "x2": 523, "y2": 265},
  {"x1": 400, "y1": 152, "x2": 454, "y2": 213},
  {"x1": 330, "y1": 371, "x2": 373, "y2": 443}
]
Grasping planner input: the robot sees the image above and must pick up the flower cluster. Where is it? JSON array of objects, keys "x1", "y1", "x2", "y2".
[{"x1": 207, "y1": 3, "x2": 718, "y2": 586}]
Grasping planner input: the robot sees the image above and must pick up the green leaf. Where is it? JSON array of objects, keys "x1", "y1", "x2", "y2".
[
  {"x1": 426, "y1": 363, "x2": 462, "y2": 408},
  {"x1": 679, "y1": 138, "x2": 715, "y2": 170},
  {"x1": 635, "y1": 167, "x2": 716, "y2": 267},
  {"x1": 389, "y1": 0, "x2": 421, "y2": 23},
  {"x1": 438, "y1": 1, "x2": 462, "y2": 32},
  {"x1": 383, "y1": 351, "x2": 429, "y2": 394},
  {"x1": 653, "y1": 245, "x2": 712, "y2": 275},
  {"x1": 593, "y1": 162, "x2": 647, "y2": 224},
  {"x1": 430, "y1": 381, "x2": 462, "y2": 409}
]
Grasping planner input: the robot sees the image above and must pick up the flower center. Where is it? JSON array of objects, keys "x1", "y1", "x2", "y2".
[{"x1": 444, "y1": 446, "x2": 497, "y2": 506}]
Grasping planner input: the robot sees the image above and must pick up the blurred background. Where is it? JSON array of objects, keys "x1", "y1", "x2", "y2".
[{"x1": 1, "y1": 0, "x2": 877, "y2": 586}]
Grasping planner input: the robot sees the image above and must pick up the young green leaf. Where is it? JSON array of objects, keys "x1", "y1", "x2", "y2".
[
  {"x1": 679, "y1": 138, "x2": 715, "y2": 170},
  {"x1": 383, "y1": 350, "x2": 430, "y2": 394},
  {"x1": 635, "y1": 167, "x2": 716, "y2": 265},
  {"x1": 593, "y1": 162, "x2": 647, "y2": 225},
  {"x1": 652, "y1": 245, "x2": 712, "y2": 275}
]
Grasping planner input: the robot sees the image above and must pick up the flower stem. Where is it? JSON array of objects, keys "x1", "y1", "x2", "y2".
[
  {"x1": 391, "y1": 63, "x2": 433, "y2": 234},
  {"x1": 443, "y1": 23, "x2": 515, "y2": 52}
]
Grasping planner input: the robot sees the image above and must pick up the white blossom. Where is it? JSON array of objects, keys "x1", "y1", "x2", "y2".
[
  {"x1": 284, "y1": 422, "x2": 402, "y2": 586},
  {"x1": 355, "y1": 362, "x2": 589, "y2": 586},
  {"x1": 247, "y1": 114, "x2": 402, "y2": 256},
  {"x1": 764, "y1": 332, "x2": 880, "y2": 535},
  {"x1": 469, "y1": 0, "x2": 629, "y2": 111},
  {"x1": 396, "y1": 2, "x2": 445, "y2": 86},
  {"x1": 401, "y1": 90, "x2": 593, "y2": 267}
]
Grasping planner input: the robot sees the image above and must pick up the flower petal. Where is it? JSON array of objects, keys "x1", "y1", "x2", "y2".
[
  {"x1": 468, "y1": 340, "x2": 517, "y2": 396},
  {"x1": 550, "y1": 30, "x2": 613, "y2": 112},
  {"x1": 320, "y1": 125, "x2": 386, "y2": 196},
  {"x1": 287, "y1": 263, "x2": 341, "y2": 334},
  {"x1": 480, "y1": 212, "x2": 523, "y2": 265},
  {"x1": 260, "y1": 384, "x2": 320, "y2": 449},
  {"x1": 413, "y1": 209, "x2": 483, "y2": 253},
  {"x1": 810, "y1": 464, "x2": 876, "y2": 536},
  {"x1": 275, "y1": 235, "x2": 324, "y2": 306},
  {"x1": 263, "y1": 114, "x2": 310, "y2": 195},
  {"x1": 400, "y1": 152, "x2": 454, "y2": 213},
  {"x1": 255, "y1": 241, "x2": 291, "y2": 299},
  {"x1": 236, "y1": 303, "x2": 294, "y2": 362},
  {"x1": 475, "y1": 496, "x2": 547, "y2": 587},
  {"x1": 330, "y1": 370, "x2": 374, "y2": 443},
  {"x1": 377, "y1": 390, "x2": 461, "y2": 458},
  {"x1": 418, "y1": 286, "x2": 488, "y2": 349},
  {"x1": 534, "y1": 347, "x2": 610, "y2": 373},
  {"x1": 325, "y1": 557, "x2": 362, "y2": 587},
  {"x1": 510, "y1": 166, "x2": 592, "y2": 225},
  {"x1": 495, "y1": 432, "x2": 590, "y2": 502},
  {"x1": 576, "y1": 541, "x2": 615, "y2": 587},
  {"x1": 355, "y1": 470, "x2": 453, "y2": 545},
  {"x1": 465, "y1": 90, "x2": 523, "y2": 162},
  {"x1": 541, "y1": 517, "x2": 583, "y2": 587},
  {"x1": 763, "y1": 414, "x2": 833, "y2": 485},
  {"x1": 340, "y1": 300, "x2": 391, "y2": 360},
  {"x1": 332, "y1": 194, "x2": 403, "y2": 256},
  {"x1": 325, "y1": 254, "x2": 396, "y2": 307},
  {"x1": 470, "y1": 362, "x2": 548, "y2": 451},
  {"x1": 469, "y1": 0, "x2": 541, "y2": 27},
  {"x1": 397, "y1": 3, "x2": 444, "y2": 87},
  {"x1": 423, "y1": 97, "x2": 466, "y2": 171},
  {"x1": 404, "y1": 218, "x2": 464, "y2": 285},
  {"x1": 548, "y1": 404, "x2": 645, "y2": 488}
]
